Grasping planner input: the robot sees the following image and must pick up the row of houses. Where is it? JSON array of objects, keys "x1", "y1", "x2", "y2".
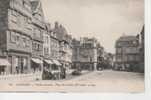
[
  {"x1": 114, "y1": 26, "x2": 144, "y2": 72},
  {"x1": 72, "y1": 37, "x2": 105, "y2": 71},
  {"x1": 0, "y1": 0, "x2": 72, "y2": 79}
]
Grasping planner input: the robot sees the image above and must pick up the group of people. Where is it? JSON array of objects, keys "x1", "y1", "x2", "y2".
[{"x1": 42, "y1": 65, "x2": 66, "y2": 80}]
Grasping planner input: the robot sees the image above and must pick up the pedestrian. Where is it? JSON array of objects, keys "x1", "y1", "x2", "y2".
[{"x1": 16, "y1": 66, "x2": 19, "y2": 74}]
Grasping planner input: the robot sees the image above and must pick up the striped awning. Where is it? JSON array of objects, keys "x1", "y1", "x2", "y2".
[
  {"x1": 44, "y1": 59, "x2": 53, "y2": 65},
  {"x1": 0, "y1": 58, "x2": 11, "y2": 66},
  {"x1": 52, "y1": 60, "x2": 61, "y2": 66},
  {"x1": 31, "y1": 58, "x2": 43, "y2": 64}
]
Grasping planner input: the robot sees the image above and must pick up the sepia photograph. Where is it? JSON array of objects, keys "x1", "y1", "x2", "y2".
[{"x1": 0, "y1": 0, "x2": 144, "y2": 92}]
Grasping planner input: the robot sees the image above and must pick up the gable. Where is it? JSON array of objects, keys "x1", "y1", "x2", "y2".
[{"x1": 31, "y1": 0, "x2": 45, "y2": 21}]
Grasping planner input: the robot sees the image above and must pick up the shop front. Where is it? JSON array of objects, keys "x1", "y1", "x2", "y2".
[
  {"x1": 44, "y1": 59, "x2": 53, "y2": 68},
  {"x1": 6, "y1": 52, "x2": 31, "y2": 75},
  {"x1": 0, "y1": 58, "x2": 11, "y2": 75},
  {"x1": 0, "y1": 54, "x2": 42, "y2": 81},
  {"x1": 52, "y1": 59, "x2": 62, "y2": 79},
  {"x1": 31, "y1": 58, "x2": 43, "y2": 73},
  {"x1": 42, "y1": 59, "x2": 62, "y2": 80},
  {"x1": 42, "y1": 59, "x2": 53, "y2": 80}
]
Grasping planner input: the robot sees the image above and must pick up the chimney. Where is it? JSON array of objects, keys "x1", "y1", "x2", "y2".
[{"x1": 55, "y1": 21, "x2": 59, "y2": 28}]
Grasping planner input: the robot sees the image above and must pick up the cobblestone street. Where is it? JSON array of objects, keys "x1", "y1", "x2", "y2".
[
  {"x1": 65, "y1": 70, "x2": 144, "y2": 93},
  {"x1": 0, "y1": 70, "x2": 144, "y2": 92},
  {"x1": 30, "y1": 70, "x2": 144, "y2": 92}
]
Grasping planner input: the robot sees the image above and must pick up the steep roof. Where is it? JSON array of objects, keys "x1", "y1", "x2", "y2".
[
  {"x1": 31, "y1": 0, "x2": 39, "y2": 12},
  {"x1": 117, "y1": 35, "x2": 138, "y2": 42},
  {"x1": 53, "y1": 23, "x2": 68, "y2": 41},
  {"x1": 141, "y1": 25, "x2": 144, "y2": 35},
  {"x1": 31, "y1": 0, "x2": 44, "y2": 16}
]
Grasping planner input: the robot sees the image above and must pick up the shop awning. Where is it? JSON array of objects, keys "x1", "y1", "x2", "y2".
[
  {"x1": 31, "y1": 58, "x2": 43, "y2": 64},
  {"x1": 44, "y1": 59, "x2": 53, "y2": 65},
  {"x1": 53, "y1": 60, "x2": 61, "y2": 66},
  {"x1": 0, "y1": 58, "x2": 11, "y2": 66}
]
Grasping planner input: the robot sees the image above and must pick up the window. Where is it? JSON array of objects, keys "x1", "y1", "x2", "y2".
[
  {"x1": 116, "y1": 55, "x2": 122, "y2": 62},
  {"x1": 47, "y1": 48, "x2": 49, "y2": 53},
  {"x1": 26, "y1": 19, "x2": 32, "y2": 31},
  {"x1": 14, "y1": 56, "x2": 19, "y2": 74},
  {"x1": 51, "y1": 65, "x2": 59, "y2": 70},
  {"x1": 127, "y1": 55, "x2": 134, "y2": 61},
  {"x1": 123, "y1": 55, "x2": 128, "y2": 62},
  {"x1": 27, "y1": 19, "x2": 31, "y2": 24},
  {"x1": 125, "y1": 48, "x2": 130, "y2": 53},
  {"x1": 22, "y1": 37, "x2": 26, "y2": 47},
  {"x1": 17, "y1": 14, "x2": 22, "y2": 27},
  {"x1": 11, "y1": 10, "x2": 17, "y2": 24},
  {"x1": 20, "y1": 57, "x2": 28, "y2": 73},
  {"x1": 117, "y1": 48, "x2": 122, "y2": 54},
  {"x1": 26, "y1": 39, "x2": 30, "y2": 47},
  {"x1": 125, "y1": 47, "x2": 138, "y2": 54},
  {"x1": 17, "y1": 0, "x2": 23, "y2": 5},
  {"x1": 10, "y1": 32, "x2": 16, "y2": 43},
  {"x1": 11, "y1": 10, "x2": 17, "y2": 17},
  {"x1": 117, "y1": 42, "x2": 121, "y2": 47},
  {"x1": 23, "y1": 0, "x2": 30, "y2": 10},
  {"x1": 46, "y1": 36, "x2": 49, "y2": 44},
  {"x1": 37, "y1": 44, "x2": 41, "y2": 51},
  {"x1": 16, "y1": 35, "x2": 20, "y2": 45},
  {"x1": 33, "y1": 42, "x2": 36, "y2": 50},
  {"x1": 135, "y1": 55, "x2": 140, "y2": 61},
  {"x1": 44, "y1": 48, "x2": 46, "y2": 54},
  {"x1": 22, "y1": 58, "x2": 28, "y2": 71},
  {"x1": 34, "y1": 43, "x2": 37, "y2": 50},
  {"x1": 132, "y1": 40, "x2": 137, "y2": 45},
  {"x1": 23, "y1": 16, "x2": 28, "y2": 25},
  {"x1": 34, "y1": 28, "x2": 41, "y2": 38}
]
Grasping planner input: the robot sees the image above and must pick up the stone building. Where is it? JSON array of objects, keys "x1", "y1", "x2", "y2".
[
  {"x1": 0, "y1": 0, "x2": 33, "y2": 74},
  {"x1": 53, "y1": 22, "x2": 72, "y2": 71},
  {"x1": 30, "y1": 0, "x2": 45, "y2": 72},
  {"x1": 140, "y1": 26, "x2": 144, "y2": 64},
  {"x1": 72, "y1": 37, "x2": 99, "y2": 71},
  {"x1": 64, "y1": 34, "x2": 73, "y2": 70},
  {"x1": 50, "y1": 22, "x2": 61, "y2": 67},
  {"x1": 138, "y1": 26, "x2": 144, "y2": 72},
  {"x1": 115, "y1": 35, "x2": 140, "y2": 71},
  {"x1": 96, "y1": 44, "x2": 105, "y2": 69},
  {"x1": 43, "y1": 23, "x2": 52, "y2": 69},
  {"x1": 71, "y1": 38, "x2": 81, "y2": 69},
  {"x1": 42, "y1": 22, "x2": 62, "y2": 80}
]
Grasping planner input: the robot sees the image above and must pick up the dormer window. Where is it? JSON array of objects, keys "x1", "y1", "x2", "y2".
[{"x1": 23, "y1": 0, "x2": 31, "y2": 11}]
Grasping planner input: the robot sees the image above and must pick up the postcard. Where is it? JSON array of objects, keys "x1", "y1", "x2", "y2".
[{"x1": 0, "y1": 0, "x2": 144, "y2": 92}]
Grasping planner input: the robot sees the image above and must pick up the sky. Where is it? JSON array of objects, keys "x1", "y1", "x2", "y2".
[{"x1": 41, "y1": 0, "x2": 144, "y2": 53}]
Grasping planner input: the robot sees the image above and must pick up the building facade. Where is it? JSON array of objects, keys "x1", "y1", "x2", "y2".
[
  {"x1": 140, "y1": 26, "x2": 144, "y2": 64},
  {"x1": 0, "y1": 0, "x2": 72, "y2": 80},
  {"x1": 115, "y1": 35, "x2": 140, "y2": 71},
  {"x1": 31, "y1": 0, "x2": 45, "y2": 72},
  {"x1": 64, "y1": 34, "x2": 73, "y2": 70},
  {"x1": 50, "y1": 23, "x2": 61, "y2": 66},
  {"x1": 96, "y1": 44, "x2": 106, "y2": 70},
  {"x1": 72, "y1": 37, "x2": 99, "y2": 71},
  {"x1": 138, "y1": 26, "x2": 144, "y2": 72},
  {"x1": 53, "y1": 22, "x2": 72, "y2": 72},
  {"x1": 72, "y1": 38, "x2": 81, "y2": 69},
  {"x1": 43, "y1": 23, "x2": 52, "y2": 69},
  {"x1": 0, "y1": 0, "x2": 33, "y2": 75}
]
